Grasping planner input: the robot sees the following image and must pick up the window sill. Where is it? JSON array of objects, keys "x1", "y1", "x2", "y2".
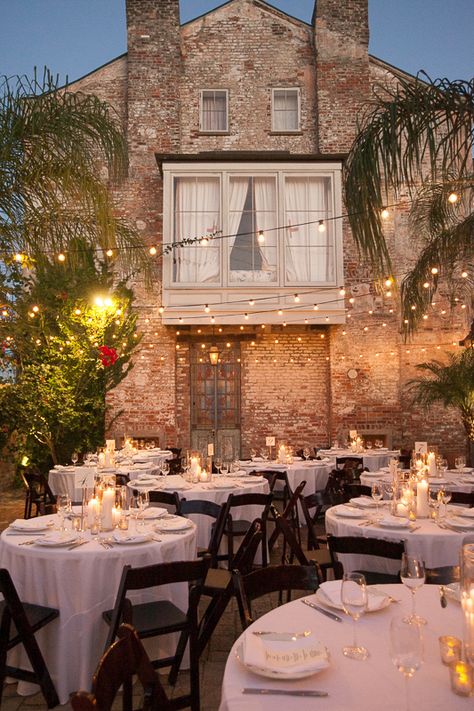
[
  {"x1": 269, "y1": 131, "x2": 302, "y2": 136},
  {"x1": 199, "y1": 131, "x2": 231, "y2": 136}
]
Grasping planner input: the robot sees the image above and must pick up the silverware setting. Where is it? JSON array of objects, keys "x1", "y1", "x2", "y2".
[
  {"x1": 242, "y1": 688, "x2": 328, "y2": 697},
  {"x1": 252, "y1": 630, "x2": 311, "y2": 640},
  {"x1": 6, "y1": 531, "x2": 46, "y2": 536},
  {"x1": 67, "y1": 539, "x2": 90, "y2": 550},
  {"x1": 301, "y1": 598, "x2": 343, "y2": 622},
  {"x1": 19, "y1": 539, "x2": 38, "y2": 546}
]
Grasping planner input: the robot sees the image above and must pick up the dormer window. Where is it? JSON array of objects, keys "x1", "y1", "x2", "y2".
[
  {"x1": 200, "y1": 90, "x2": 228, "y2": 132},
  {"x1": 272, "y1": 88, "x2": 300, "y2": 132}
]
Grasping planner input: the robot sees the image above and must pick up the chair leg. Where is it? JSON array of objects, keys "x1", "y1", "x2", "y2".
[
  {"x1": 20, "y1": 625, "x2": 59, "y2": 708},
  {"x1": 168, "y1": 628, "x2": 188, "y2": 686},
  {"x1": 189, "y1": 617, "x2": 200, "y2": 711},
  {"x1": 198, "y1": 591, "x2": 231, "y2": 655}
]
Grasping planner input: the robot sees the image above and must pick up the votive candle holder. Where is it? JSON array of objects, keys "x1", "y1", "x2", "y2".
[{"x1": 439, "y1": 636, "x2": 462, "y2": 665}]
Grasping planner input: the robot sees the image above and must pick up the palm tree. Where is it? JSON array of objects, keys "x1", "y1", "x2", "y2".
[
  {"x1": 408, "y1": 348, "x2": 474, "y2": 464},
  {"x1": 343, "y1": 74, "x2": 474, "y2": 333},
  {"x1": 0, "y1": 69, "x2": 148, "y2": 276}
]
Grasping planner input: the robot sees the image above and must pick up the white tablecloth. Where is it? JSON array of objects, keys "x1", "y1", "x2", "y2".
[
  {"x1": 361, "y1": 469, "x2": 474, "y2": 494},
  {"x1": 239, "y1": 460, "x2": 334, "y2": 497},
  {"x1": 49, "y1": 463, "x2": 159, "y2": 501},
  {"x1": 0, "y1": 514, "x2": 197, "y2": 704},
  {"x1": 319, "y1": 449, "x2": 400, "y2": 472},
  {"x1": 326, "y1": 504, "x2": 467, "y2": 572},
  {"x1": 219, "y1": 584, "x2": 467, "y2": 711}
]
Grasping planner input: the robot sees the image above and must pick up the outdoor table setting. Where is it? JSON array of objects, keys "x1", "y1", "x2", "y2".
[
  {"x1": 238, "y1": 458, "x2": 335, "y2": 497},
  {"x1": 219, "y1": 582, "x2": 468, "y2": 710},
  {"x1": 361, "y1": 466, "x2": 474, "y2": 494},
  {"x1": 318, "y1": 447, "x2": 401, "y2": 471},
  {"x1": 48, "y1": 461, "x2": 161, "y2": 501},
  {"x1": 128, "y1": 472, "x2": 270, "y2": 550},
  {"x1": 0, "y1": 508, "x2": 197, "y2": 704}
]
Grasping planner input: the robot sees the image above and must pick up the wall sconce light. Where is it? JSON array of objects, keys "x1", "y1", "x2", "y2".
[{"x1": 209, "y1": 345, "x2": 219, "y2": 366}]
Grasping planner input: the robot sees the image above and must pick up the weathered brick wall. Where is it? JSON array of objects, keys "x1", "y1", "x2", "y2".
[{"x1": 67, "y1": 0, "x2": 469, "y2": 459}]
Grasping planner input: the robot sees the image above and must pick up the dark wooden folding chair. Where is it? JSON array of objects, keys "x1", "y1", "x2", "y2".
[
  {"x1": 255, "y1": 469, "x2": 292, "y2": 511},
  {"x1": 0, "y1": 568, "x2": 59, "y2": 709},
  {"x1": 267, "y1": 480, "x2": 306, "y2": 554},
  {"x1": 233, "y1": 564, "x2": 321, "y2": 630},
  {"x1": 148, "y1": 489, "x2": 182, "y2": 515},
  {"x1": 327, "y1": 533, "x2": 406, "y2": 584},
  {"x1": 342, "y1": 483, "x2": 372, "y2": 499},
  {"x1": 198, "y1": 519, "x2": 263, "y2": 655},
  {"x1": 102, "y1": 557, "x2": 210, "y2": 711},
  {"x1": 71, "y1": 623, "x2": 170, "y2": 711},
  {"x1": 20, "y1": 469, "x2": 56, "y2": 518},
  {"x1": 451, "y1": 491, "x2": 474, "y2": 507},
  {"x1": 221, "y1": 491, "x2": 273, "y2": 567},
  {"x1": 179, "y1": 499, "x2": 227, "y2": 566},
  {"x1": 425, "y1": 565, "x2": 460, "y2": 585}
]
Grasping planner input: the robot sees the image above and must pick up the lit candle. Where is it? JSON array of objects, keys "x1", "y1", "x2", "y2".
[
  {"x1": 416, "y1": 479, "x2": 429, "y2": 518},
  {"x1": 190, "y1": 457, "x2": 199, "y2": 476},
  {"x1": 98, "y1": 452, "x2": 106, "y2": 468},
  {"x1": 439, "y1": 636, "x2": 462, "y2": 665},
  {"x1": 87, "y1": 497, "x2": 100, "y2": 526},
  {"x1": 112, "y1": 505, "x2": 121, "y2": 527},
  {"x1": 427, "y1": 451, "x2": 437, "y2": 477},
  {"x1": 449, "y1": 661, "x2": 473, "y2": 696},
  {"x1": 101, "y1": 488, "x2": 115, "y2": 530},
  {"x1": 199, "y1": 468, "x2": 210, "y2": 483}
]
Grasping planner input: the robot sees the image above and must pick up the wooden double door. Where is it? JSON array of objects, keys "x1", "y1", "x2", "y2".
[{"x1": 190, "y1": 342, "x2": 240, "y2": 460}]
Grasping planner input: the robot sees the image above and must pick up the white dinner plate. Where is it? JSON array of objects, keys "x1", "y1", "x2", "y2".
[
  {"x1": 112, "y1": 532, "x2": 152, "y2": 545},
  {"x1": 334, "y1": 506, "x2": 366, "y2": 519},
  {"x1": 315, "y1": 587, "x2": 391, "y2": 612},
  {"x1": 448, "y1": 517, "x2": 474, "y2": 530},
  {"x1": 36, "y1": 533, "x2": 79, "y2": 547},
  {"x1": 141, "y1": 507, "x2": 167, "y2": 519},
  {"x1": 155, "y1": 517, "x2": 194, "y2": 531},
  {"x1": 9, "y1": 519, "x2": 53, "y2": 532},
  {"x1": 235, "y1": 639, "x2": 330, "y2": 680},
  {"x1": 456, "y1": 507, "x2": 474, "y2": 519}
]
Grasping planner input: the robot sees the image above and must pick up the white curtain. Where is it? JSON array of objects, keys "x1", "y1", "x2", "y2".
[
  {"x1": 228, "y1": 178, "x2": 248, "y2": 250},
  {"x1": 254, "y1": 177, "x2": 276, "y2": 275},
  {"x1": 174, "y1": 178, "x2": 220, "y2": 283},
  {"x1": 285, "y1": 177, "x2": 329, "y2": 282}
]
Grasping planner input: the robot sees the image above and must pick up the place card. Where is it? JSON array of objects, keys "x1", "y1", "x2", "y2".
[
  {"x1": 266, "y1": 436, "x2": 275, "y2": 446},
  {"x1": 414, "y1": 441, "x2": 428, "y2": 454}
]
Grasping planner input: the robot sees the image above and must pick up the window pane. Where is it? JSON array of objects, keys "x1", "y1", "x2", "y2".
[
  {"x1": 228, "y1": 176, "x2": 277, "y2": 283},
  {"x1": 201, "y1": 91, "x2": 227, "y2": 131},
  {"x1": 273, "y1": 89, "x2": 299, "y2": 131},
  {"x1": 173, "y1": 177, "x2": 220, "y2": 283},
  {"x1": 284, "y1": 176, "x2": 334, "y2": 283}
]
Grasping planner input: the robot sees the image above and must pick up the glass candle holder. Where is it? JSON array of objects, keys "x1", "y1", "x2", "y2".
[
  {"x1": 461, "y1": 543, "x2": 474, "y2": 666},
  {"x1": 449, "y1": 660, "x2": 473, "y2": 696},
  {"x1": 439, "y1": 636, "x2": 462, "y2": 665}
]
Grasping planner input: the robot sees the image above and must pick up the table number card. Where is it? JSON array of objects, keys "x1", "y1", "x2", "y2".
[
  {"x1": 207, "y1": 443, "x2": 214, "y2": 456},
  {"x1": 414, "y1": 441, "x2": 428, "y2": 454},
  {"x1": 266, "y1": 436, "x2": 275, "y2": 446},
  {"x1": 349, "y1": 430, "x2": 358, "y2": 440},
  {"x1": 74, "y1": 469, "x2": 95, "y2": 489}
]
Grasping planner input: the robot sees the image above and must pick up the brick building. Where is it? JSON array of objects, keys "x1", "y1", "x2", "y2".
[{"x1": 71, "y1": 0, "x2": 468, "y2": 460}]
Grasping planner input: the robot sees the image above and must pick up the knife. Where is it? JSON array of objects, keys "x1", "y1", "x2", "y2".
[
  {"x1": 5, "y1": 532, "x2": 46, "y2": 536},
  {"x1": 242, "y1": 688, "x2": 328, "y2": 697},
  {"x1": 301, "y1": 598, "x2": 343, "y2": 622}
]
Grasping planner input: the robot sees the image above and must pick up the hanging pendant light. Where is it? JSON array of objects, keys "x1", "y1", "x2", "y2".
[{"x1": 209, "y1": 345, "x2": 219, "y2": 366}]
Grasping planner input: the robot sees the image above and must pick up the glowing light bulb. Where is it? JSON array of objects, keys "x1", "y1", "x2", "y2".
[
  {"x1": 318, "y1": 220, "x2": 326, "y2": 232},
  {"x1": 244, "y1": 313, "x2": 249, "y2": 320},
  {"x1": 448, "y1": 192, "x2": 458, "y2": 203},
  {"x1": 294, "y1": 294, "x2": 300, "y2": 303},
  {"x1": 461, "y1": 271, "x2": 468, "y2": 278},
  {"x1": 106, "y1": 249, "x2": 114, "y2": 257},
  {"x1": 249, "y1": 299, "x2": 255, "y2": 306},
  {"x1": 210, "y1": 316, "x2": 215, "y2": 323},
  {"x1": 431, "y1": 267, "x2": 439, "y2": 275},
  {"x1": 14, "y1": 253, "x2": 24, "y2": 263},
  {"x1": 200, "y1": 238, "x2": 209, "y2": 246},
  {"x1": 385, "y1": 277, "x2": 393, "y2": 287},
  {"x1": 149, "y1": 246, "x2": 157, "y2": 256},
  {"x1": 257, "y1": 230, "x2": 265, "y2": 243},
  {"x1": 158, "y1": 305, "x2": 164, "y2": 314},
  {"x1": 381, "y1": 208, "x2": 390, "y2": 219},
  {"x1": 278, "y1": 309, "x2": 283, "y2": 316},
  {"x1": 58, "y1": 253, "x2": 66, "y2": 262},
  {"x1": 75, "y1": 308, "x2": 81, "y2": 316},
  {"x1": 313, "y1": 304, "x2": 319, "y2": 311},
  {"x1": 349, "y1": 297, "x2": 355, "y2": 304},
  {"x1": 204, "y1": 304, "x2": 210, "y2": 313},
  {"x1": 423, "y1": 282, "x2": 430, "y2": 288},
  {"x1": 339, "y1": 287, "x2": 346, "y2": 296},
  {"x1": 32, "y1": 305, "x2": 39, "y2": 313}
]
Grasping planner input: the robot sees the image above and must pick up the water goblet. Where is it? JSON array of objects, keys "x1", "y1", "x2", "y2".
[
  {"x1": 366, "y1": 440, "x2": 373, "y2": 450},
  {"x1": 220, "y1": 461, "x2": 229, "y2": 476},
  {"x1": 137, "y1": 490, "x2": 150, "y2": 530},
  {"x1": 455, "y1": 456, "x2": 466, "y2": 471},
  {"x1": 303, "y1": 447, "x2": 311, "y2": 461},
  {"x1": 400, "y1": 553, "x2": 426, "y2": 625},
  {"x1": 371, "y1": 482, "x2": 383, "y2": 518},
  {"x1": 71, "y1": 451, "x2": 79, "y2": 466},
  {"x1": 341, "y1": 572, "x2": 369, "y2": 660},
  {"x1": 160, "y1": 461, "x2": 170, "y2": 478},
  {"x1": 390, "y1": 616, "x2": 423, "y2": 711},
  {"x1": 214, "y1": 458, "x2": 222, "y2": 475},
  {"x1": 56, "y1": 494, "x2": 72, "y2": 532}
]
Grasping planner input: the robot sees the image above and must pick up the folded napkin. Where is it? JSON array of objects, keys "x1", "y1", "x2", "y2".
[
  {"x1": 456, "y1": 507, "x2": 474, "y2": 519},
  {"x1": 378, "y1": 514, "x2": 410, "y2": 528},
  {"x1": 319, "y1": 580, "x2": 389, "y2": 612},
  {"x1": 243, "y1": 632, "x2": 329, "y2": 674},
  {"x1": 252, "y1": 457, "x2": 264, "y2": 462},
  {"x1": 349, "y1": 497, "x2": 376, "y2": 508},
  {"x1": 112, "y1": 531, "x2": 151, "y2": 544},
  {"x1": 334, "y1": 505, "x2": 365, "y2": 518},
  {"x1": 10, "y1": 518, "x2": 50, "y2": 531},
  {"x1": 449, "y1": 516, "x2": 474, "y2": 529}
]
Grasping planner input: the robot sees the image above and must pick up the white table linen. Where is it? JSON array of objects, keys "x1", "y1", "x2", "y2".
[
  {"x1": 219, "y1": 584, "x2": 466, "y2": 711},
  {"x1": 48, "y1": 463, "x2": 159, "y2": 501},
  {"x1": 319, "y1": 449, "x2": 400, "y2": 472},
  {"x1": 239, "y1": 460, "x2": 334, "y2": 496},
  {"x1": 326, "y1": 503, "x2": 466, "y2": 572},
  {"x1": 0, "y1": 514, "x2": 197, "y2": 704},
  {"x1": 361, "y1": 469, "x2": 474, "y2": 494}
]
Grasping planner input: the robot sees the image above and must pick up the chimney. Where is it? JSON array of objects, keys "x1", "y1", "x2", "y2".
[
  {"x1": 313, "y1": 0, "x2": 370, "y2": 154},
  {"x1": 126, "y1": 0, "x2": 182, "y2": 164}
]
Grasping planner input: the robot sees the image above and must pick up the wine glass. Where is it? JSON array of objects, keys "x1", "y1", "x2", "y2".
[
  {"x1": 340, "y1": 572, "x2": 369, "y2": 660},
  {"x1": 214, "y1": 458, "x2": 222, "y2": 475},
  {"x1": 137, "y1": 490, "x2": 150, "y2": 529},
  {"x1": 56, "y1": 494, "x2": 72, "y2": 532},
  {"x1": 160, "y1": 461, "x2": 170, "y2": 478},
  {"x1": 390, "y1": 616, "x2": 423, "y2": 711},
  {"x1": 71, "y1": 451, "x2": 79, "y2": 466},
  {"x1": 366, "y1": 440, "x2": 373, "y2": 450},
  {"x1": 437, "y1": 486, "x2": 452, "y2": 519},
  {"x1": 220, "y1": 461, "x2": 229, "y2": 476},
  {"x1": 303, "y1": 447, "x2": 311, "y2": 461},
  {"x1": 371, "y1": 482, "x2": 383, "y2": 518},
  {"x1": 455, "y1": 455, "x2": 466, "y2": 471},
  {"x1": 250, "y1": 448, "x2": 257, "y2": 461},
  {"x1": 400, "y1": 554, "x2": 426, "y2": 625}
]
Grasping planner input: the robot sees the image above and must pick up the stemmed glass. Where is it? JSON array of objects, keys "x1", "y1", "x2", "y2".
[
  {"x1": 214, "y1": 458, "x2": 222, "y2": 476},
  {"x1": 137, "y1": 490, "x2": 150, "y2": 529},
  {"x1": 371, "y1": 482, "x2": 383, "y2": 518},
  {"x1": 400, "y1": 554, "x2": 426, "y2": 625},
  {"x1": 390, "y1": 616, "x2": 423, "y2": 711},
  {"x1": 56, "y1": 494, "x2": 72, "y2": 532},
  {"x1": 160, "y1": 462, "x2": 170, "y2": 478},
  {"x1": 71, "y1": 451, "x2": 79, "y2": 466},
  {"x1": 303, "y1": 447, "x2": 311, "y2": 461},
  {"x1": 250, "y1": 448, "x2": 257, "y2": 461},
  {"x1": 437, "y1": 486, "x2": 452, "y2": 519},
  {"x1": 220, "y1": 461, "x2": 229, "y2": 476},
  {"x1": 340, "y1": 572, "x2": 369, "y2": 660},
  {"x1": 455, "y1": 456, "x2": 466, "y2": 472}
]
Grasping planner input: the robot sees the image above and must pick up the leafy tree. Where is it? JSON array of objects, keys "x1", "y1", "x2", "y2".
[
  {"x1": 0, "y1": 69, "x2": 149, "y2": 277},
  {"x1": 344, "y1": 75, "x2": 473, "y2": 333},
  {"x1": 0, "y1": 249, "x2": 140, "y2": 469},
  {"x1": 408, "y1": 348, "x2": 474, "y2": 464}
]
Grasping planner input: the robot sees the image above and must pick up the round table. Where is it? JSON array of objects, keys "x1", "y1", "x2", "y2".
[
  {"x1": 128, "y1": 473, "x2": 270, "y2": 550},
  {"x1": 325, "y1": 503, "x2": 469, "y2": 572},
  {"x1": 0, "y1": 513, "x2": 197, "y2": 704},
  {"x1": 361, "y1": 469, "x2": 474, "y2": 494},
  {"x1": 219, "y1": 584, "x2": 466, "y2": 711},
  {"x1": 319, "y1": 449, "x2": 401, "y2": 472},
  {"x1": 48, "y1": 463, "x2": 160, "y2": 501},
  {"x1": 239, "y1": 460, "x2": 334, "y2": 498}
]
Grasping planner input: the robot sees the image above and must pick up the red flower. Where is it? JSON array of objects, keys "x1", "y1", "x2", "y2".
[{"x1": 98, "y1": 345, "x2": 118, "y2": 368}]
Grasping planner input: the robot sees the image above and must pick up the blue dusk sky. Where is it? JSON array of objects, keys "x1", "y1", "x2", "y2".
[{"x1": 0, "y1": 0, "x2": 472, "y2": 84}]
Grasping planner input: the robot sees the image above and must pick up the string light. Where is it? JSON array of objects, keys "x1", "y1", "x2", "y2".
[
  {"x1": 381, "y1": 208, "x2": 390, "y2": 219},
  {"x1": 248, "y1": 299, "x2": 255, "y2": 306},
  {"x1": 32, "y1": 305, "x2": 39, "y2": 313},
  {"x1": 278, "y1": 309, "x2": 283, "y2": 316},
  {"x1": 244, "y1": 313, "x2": 249, "y2": 320},
  {"x1": 149, "y1": 246, "x2": 157, "y2": 256},
  {"x1": 461, "y1": 271, "x2": 468, "y2": 278},
  {"x1": 200, "y1": 238, "x2": 209, "y2": 246},
  {"x1": 14, "y1": 253, "x2": 24, "y2": 263},
  {"x1": 448, "y1": 192, "x2": 459, "y2": 203},
  {"x1": 57, "y1": 253, "x2": 66, "y2": 262},
  {"x1": 106, "y1": 249, "x2": 114, "y2": 257},
  {"x1": 257, "y1": 230, "x2": 265, "y2": 244},
  {"x1": 318, "y1": 220, "x2": 326, "y2": 233},
  {"x1": 204, "y1": 304, "x2": 210, "y2": 313},
  {"x1": 431, "y1": 267, "x2": 439, "y2": 275},
  {"x1": 385, "y1": 277, "x2": 393, "y2": 287},
  {"x1": 339, "y1": 287, "x2": 346, "y2": 296},
  {"x1": 294, "y1": 294, "x2": 300, "y2": 303},
  {"x1": 313, "y1": 304, "x2": 319, "y2": 311},
  {"x1": 423, "y1": 282, "x2": 430, "y2": 289}
]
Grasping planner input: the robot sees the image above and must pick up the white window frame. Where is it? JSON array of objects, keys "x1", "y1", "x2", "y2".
[
  {"x1": 162, "y1": 162, "x2": 344, "y2": 325},
  {"x1": 199, "y1": 89, "x2": 229, "y2": 133},
  {"x1": 271, "y1": 87, "x2": 301, "y2": 133}
]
